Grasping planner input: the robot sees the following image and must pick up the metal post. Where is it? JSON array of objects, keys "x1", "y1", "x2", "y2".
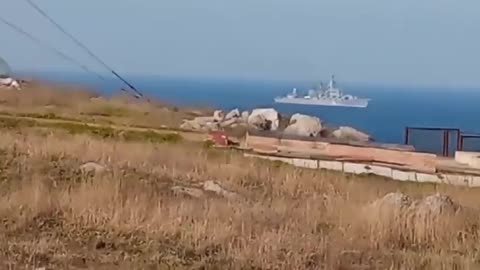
[
  {"x1": 457, "y1": 132, "x2": 462, "y2": 151},
  {"x1": 459, "y1": 135, "x2": 464, "y2": 151},
  {"x1": 443, "y1": 131, "x2": 449, "y2": 156},
  {"x1": 404, "y1": 127, "x2": 410, "y2": 145}
]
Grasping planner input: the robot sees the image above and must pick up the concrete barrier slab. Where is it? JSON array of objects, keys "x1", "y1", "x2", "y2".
[
  {"x1": 470, "y1": 176, "x2": 480, "y2": 187},
  {"x1": 343, "y1": 163, "x2": 368, "y2": 174},
  {"x1": 292, "y1": 158, "x2": 318, "y2": 169},
  {"x1": 392, "y1": 170, "x2": 417, "y2": 182},
  {"x1": 416, "y1": 173, "x2": 446, "y2": 184},
  {"x1": 343, "y1": 163, "x2": 392, "y2": 178},
  {"x1": 455, "y1": 151, "x2": 480, "y2": 169},
  {"x1": 318, "y1": 160, "x2": 343, "y2": 171}
]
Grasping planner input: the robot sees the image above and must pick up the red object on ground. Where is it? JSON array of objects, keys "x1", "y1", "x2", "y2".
[{"x1": 208, "y1": 131, "x2": 229, "y2": 146}]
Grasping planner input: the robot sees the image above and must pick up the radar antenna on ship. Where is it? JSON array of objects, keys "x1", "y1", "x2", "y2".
[
  {"x1": 319, "y1": 81, "x2": 325, "y2": 90},
  {"x1": 329, "y1": 75, "x2": 336, "y2": 89}
]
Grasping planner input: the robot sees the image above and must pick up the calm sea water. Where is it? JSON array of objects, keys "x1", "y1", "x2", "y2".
[{"x1": 25, "y1": 71, "x2": 480, "y2": 146}]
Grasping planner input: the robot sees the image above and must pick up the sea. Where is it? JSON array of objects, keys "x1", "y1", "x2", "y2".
[{"x1": 21, "y1": 71, "x2": 480, "y2": 152}]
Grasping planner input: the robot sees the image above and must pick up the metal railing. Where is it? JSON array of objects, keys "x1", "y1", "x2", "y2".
[
  {"x1": 459, "y1": 133, "x2": 480, "y2": 152},
  {"x1": 404, "y1": 127, "x2": 461, "y2": 157}
]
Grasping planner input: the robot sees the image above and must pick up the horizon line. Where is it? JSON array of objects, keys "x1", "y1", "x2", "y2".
[{"x1": 13, "y1": 68, "x2": 480, "y2": 91}]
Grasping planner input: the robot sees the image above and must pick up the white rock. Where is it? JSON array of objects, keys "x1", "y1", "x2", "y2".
[
  {"x1": 203, "y1": 180, "x2": 241, "y2": 200},
  {"x1": 0, "y1": 77, "x2": 21, "y2": 90},
  {"x1": 193, "y1": 116, "x2": 216, "y2": 124},
  {"x1": 372, "y1": 192, "x2": 413, "y2": 209},
  {"x1": 180, "y1": 116, "x2": 220, "y2": 131},
  {"x1": 213, "y1": 110, "x2": 225, "y2": 122},
  {"x1": 414, "y1": 193, "x2": 459, "y2": 217},
  {"x1": 248, "y1": 108, "x2": 280, "y2": 131},
  {"x1": 289, "y1": 113, "x2": 321, "y2": 125},
  {"x1": 332, "y1": 126, "x2": 371, "y2": 142},
  {"x1": 220, "y1": 117, "x2": 238, "y2": 128},
  {"x1": 171, "y1": 186, "x2": 205, "y2": 198},
  {"x1": 363, "y1": 192, "x2": 413, "y2": 222},
  {"x1": 225, "y1": 109, "x2": 240, "y2": 120},
  {"x1": 241, "y1": 111, "x2": 249, "y2": 122},
  {"x1": 80, "y1": 162, "x2": 106, "y2": 174},
  {"x1": 284, "y1": 113, "x2": 323, "y2": 137}
]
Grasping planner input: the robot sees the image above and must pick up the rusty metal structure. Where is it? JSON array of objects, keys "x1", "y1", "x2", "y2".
[
  {"x1": 405, "y1": 126, "x2": 480, "y2": 156},
  {"x1": 459, "y1": 133, "x2": 480, "y2": 152}
]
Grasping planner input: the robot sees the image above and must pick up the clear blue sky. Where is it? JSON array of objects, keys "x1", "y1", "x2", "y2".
[{"x1": 1, "y1": 0, "x2": 479, "y2": 86}]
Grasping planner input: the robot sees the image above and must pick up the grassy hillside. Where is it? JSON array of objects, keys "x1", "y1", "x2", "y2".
[{"x1": 0, "y1": 83, "x2": 479, "y2": 269}]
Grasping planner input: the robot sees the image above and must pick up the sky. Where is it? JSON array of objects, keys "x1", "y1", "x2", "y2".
[{"x1": 1, "y1": 0, "x2": 480, "y2": 87}]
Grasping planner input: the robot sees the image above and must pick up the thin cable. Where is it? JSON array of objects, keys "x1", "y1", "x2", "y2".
[
  {"x1": 24, "y1": 0, "x2": 146, "y2": 99},
  {"x1": 0, "y1": 15, "x2": 106, "y2": 81}
]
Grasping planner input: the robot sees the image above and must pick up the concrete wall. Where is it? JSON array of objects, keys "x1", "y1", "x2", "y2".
[{"x1": 244, "y1": 153, "x2": 480, "y2": 187}]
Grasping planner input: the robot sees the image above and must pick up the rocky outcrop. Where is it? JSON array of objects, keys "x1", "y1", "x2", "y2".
[
  {"x1": 247, "y1": 108, "x2": 280, "y2": 131},
  {"x1": 180, "y1": 107, "x2": 372, "y2": 142},
  {"x1": 171, "y1": 186, "x2": 205, "y2": 199},
  {"x1": 413, "y1": 193, "x2": 459, "y2": 217},
  {"x1": 284, "y1": 113, "x2": 323, "y2": 137},
  {"x1": 369, "y1": 192, "x2": 413, "y2": 210},
  {"x1": 332, "y1": 126, "x2": 372, "y2": 142},
  {"x1": 365, "y1": 192, "x2": 413, "y2": 218},
  {"x1": 0, "y1": 77, "x2": 21, "y2": 90},
  {"x1": 213, "y1": 110, "x2": 225, "y2": 122},
  {"x1": 180, "y1": 108, "x2": 246, "y2": 132},
  {"x1": 79, "y1": 162, "x2": 107, "y2": 175},
  {"x1": 241, "y1": 111, "x2": 249, "y2": 122},
  {"x1": 202, "y1": 180, "x2": 241, "y2": 200},
  {"x1": 180, "y1": 116, "x2": 221, "y2": 131},
  {"x1": 365, "y1": 192, "x2": 461, "y2": 221},
  {"x1": 225, "y1": 109, "x2": 241, "y2": 120},
  {"x1": 171, "y1": 180, "x2": 241, "y2": 200}
]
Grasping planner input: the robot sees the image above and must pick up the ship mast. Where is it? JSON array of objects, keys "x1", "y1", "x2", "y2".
[{"x1": 329, "y1": 75, "x2": 336, "y2": 89}]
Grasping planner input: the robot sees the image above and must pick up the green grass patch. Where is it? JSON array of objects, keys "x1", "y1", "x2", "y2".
[
  {"x1": 0, "y1": 117, "x2": 36, "y2": 129},
  {"x1": 81, "y1": 105, "x2": 132, "y2": 117},
  {"x1": 16, "y1": 112, "x2": 82, "y2": 122},
  {"x1": 0, "y1": 116, "x2": 182, "y2": 144},
  {"x1": 121, "y1": 130, "x2": 182, "y2": 144}
]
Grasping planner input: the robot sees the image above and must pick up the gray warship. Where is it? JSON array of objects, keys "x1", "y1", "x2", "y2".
[{"x1": 274, "y1": 75, "x2": 370, "y2": 108}]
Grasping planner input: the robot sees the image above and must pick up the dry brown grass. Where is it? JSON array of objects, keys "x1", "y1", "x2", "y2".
[
  {"x1": 0, "y1": 128, "x2": 479, "y2": 269},
  {"x1": 1, "y1": 83, "x2": 480, "y2": 269},
  {"x1": 0, "y1": 82, "x2": 210, "y2": 129}
]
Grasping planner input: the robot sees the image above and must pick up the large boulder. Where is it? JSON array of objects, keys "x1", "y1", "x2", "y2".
[
  {"x1": 80, "y1": 162, "x2": 107, "y2": 175},
  {"x1": 247, "y1": 108, "x2": 280, "y2": 131},
  {"x1": 364, "y1": 192, "x2": 461, "y2": 223},
  {"x1": 225, "y1": 109, "x2": 241, "y2": 120},
  {"x1": 332, "y1": 126, "x2": 372, "y2": 142},
  {"x1": 284, "y1": 113, "x2": 323, "y2": 137},
  {"x1": 180, "y1": 116, "x2": 220, "y2": 131},
  {"x1": 220, "y1": 117, "x2": 239, "y2": 128},
  {"x1": 203, "y1": 180, "x2": 241, "y2": 200},
  {"x1": 413, "y1": 193, "x2": 459, "y2": 217},
  {"x1": 366, "y1": 192, "x2": 413, "y2": 214},
  {"x1": 0, "y1": 77, "x2": 20, "y2": 90},
  {"x1": 241, "y1": 111, "x2": 249, "y2": 122},
  {"x1": 213, "y1": 110, "x2": 225, "y2": 122},
  {"x1": 289, "y1": 113, "x2": 320, "y2": 125}
]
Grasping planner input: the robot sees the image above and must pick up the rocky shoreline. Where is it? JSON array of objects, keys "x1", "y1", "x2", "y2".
[{"x1": 181, "y1": 107, "x2": 372, "y2": 142}]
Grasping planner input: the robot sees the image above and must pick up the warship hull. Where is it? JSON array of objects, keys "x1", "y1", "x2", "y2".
[{"x1": 274, "y1": 97, "x2": 369, "y2": 108}]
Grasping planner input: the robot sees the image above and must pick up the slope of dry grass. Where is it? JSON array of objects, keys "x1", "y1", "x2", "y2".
[
  {"x1": 0, "y1": 82, "x2": 210, "y2": 129},
  {"x1": 1, "y1": 84, "x2": 480, "y2": 269},
  {"x1": 0, "y1": 129, "x2": 479, "y2": 269}
]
